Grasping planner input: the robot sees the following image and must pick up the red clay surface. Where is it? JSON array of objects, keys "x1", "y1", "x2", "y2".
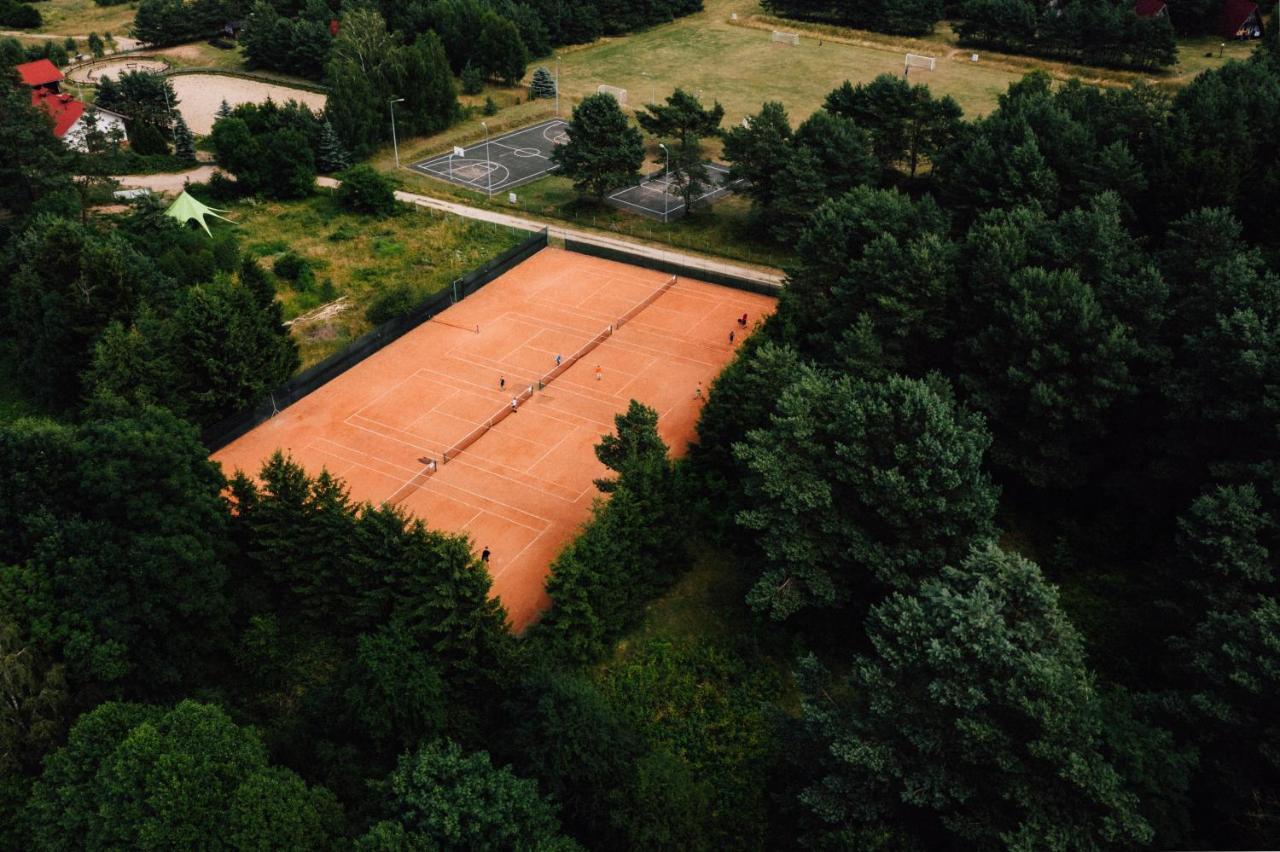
[{"x1": 212, "y1": 247, "x2": 776, "y2": 631}]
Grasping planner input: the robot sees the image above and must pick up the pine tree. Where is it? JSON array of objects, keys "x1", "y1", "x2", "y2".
[
  {"x1": 216, "y1": 99, "x2": 232, "y2": 121},
  {"x1": 529, "y1": 66, "x2": 557, "y2": 100},
  {"x1": 173, "y1": 112, "x2": 196, "y2": 162},
  {"x1": 317, "y1": 119, "x2": 351, "y2": 173}
]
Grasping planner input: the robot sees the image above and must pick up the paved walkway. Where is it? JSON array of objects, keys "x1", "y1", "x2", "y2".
[{"x1": 316, "y1": 176, "x2": 785, "y2": 290}]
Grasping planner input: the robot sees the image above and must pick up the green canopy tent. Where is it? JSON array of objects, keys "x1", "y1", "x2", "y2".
[{"x1": 164, "y1": 190, "x2": 234, "y2": 237}]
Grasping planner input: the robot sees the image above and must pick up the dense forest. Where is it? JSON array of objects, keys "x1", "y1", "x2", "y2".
[
  {"x1": 761, "y1": 0, "x2": 1179, "y2": 68},
  {"x1": 3, "y1": 26, "x2": 1280, "y2": 852},
  {"x1": 132, "y1": 0, "x2": 702, "y2": 79}
]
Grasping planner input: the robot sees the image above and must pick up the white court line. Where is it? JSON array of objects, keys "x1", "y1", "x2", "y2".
[
  {"x1": 490, "y1": 527, "x2": 551, "y2": 581},
  {"x1": 313, "y1": 436, "x2": 422, "y2": 478}
]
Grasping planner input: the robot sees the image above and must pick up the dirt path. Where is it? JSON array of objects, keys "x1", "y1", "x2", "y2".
[
  {"x1": 114, "y1": 165, "x2": 218, "y2": 194},
  {"x1": 1, "y1": 31, "x2": 140, "y2": 51}
]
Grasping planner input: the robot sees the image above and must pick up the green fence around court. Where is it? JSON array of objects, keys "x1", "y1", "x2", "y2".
[
  {"x1": 202, "y1": 227, "x2": 548, "y2": 451},
  {"x1": 561, "y1": 238, "x2": 782, "y2": 296}
]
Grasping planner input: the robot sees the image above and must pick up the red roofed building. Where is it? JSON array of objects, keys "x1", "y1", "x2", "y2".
[
  {"x1": 1222, "y1": 0, "x2": 1263, "y2": 37},
  {"x1": 16, "y1": 59, "x2": 63, "y2": 91},
  {"x1": 14, "y1": 60, "x2": 129, "y2": 150},
  {"x1": 1134, "y1": 0, "x2": 1168, "y2": 18},
  {"x1": 31, "y1": 89, "x2": 86, "y2": 137}
]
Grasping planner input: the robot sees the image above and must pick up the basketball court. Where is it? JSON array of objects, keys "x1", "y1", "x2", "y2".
[
  {"x1": 606, "y1": 163, "x2": 744, "y2": 221},
  {"x1": 212, "y1": 247, "x2": 775, "y2": 631},
  {"x1": 409, "y1": 118, "x2": 570, "y2": 193}
]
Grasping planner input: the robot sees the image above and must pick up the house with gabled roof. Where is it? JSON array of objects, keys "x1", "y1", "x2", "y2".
[{"x1": 14, "y1": 59, "x2": 129, "y2": 151}]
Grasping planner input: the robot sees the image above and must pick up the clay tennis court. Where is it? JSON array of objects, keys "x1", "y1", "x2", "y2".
[{"x1": 212, "y1": 247, "x2": 775, "y2": 630}]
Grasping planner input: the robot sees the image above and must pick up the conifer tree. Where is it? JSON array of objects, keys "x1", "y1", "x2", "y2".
[
  {"x1": 317, "y1": 119, "x2": 351, "y2": 173},
  {"x1": 172, "y1": 112, "x2": 196, "y2": 161},
  {"x1": 529, "y1": 66, "x2": 557, "y2": 100}
]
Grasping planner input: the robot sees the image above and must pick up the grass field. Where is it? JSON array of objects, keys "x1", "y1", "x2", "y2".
[
  {"x1": 225, "y1": 194, "x2": 524, "y2": 368},
  {"x1": 12, "y1": 0, "x2": 136, "y2": 36},
  {"x1": 549, "y1": 0, "x2": 1022, "y2": 122}
]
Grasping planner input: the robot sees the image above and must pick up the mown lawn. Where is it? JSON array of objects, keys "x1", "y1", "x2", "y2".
[{"x1": 225, "y1": 193, "x2": 525, "y2": 369}]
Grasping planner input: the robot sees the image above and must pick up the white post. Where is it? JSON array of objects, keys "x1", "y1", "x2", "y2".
[
  {"x1": 659, "y1": 142, "x2": 669, "y2": 224},
  {"x1": 482, "y1": 120, "x2": 492, "y2": 200},
  {"x1": 389, "y1": 97, "x2": 404, "y2": 168}
]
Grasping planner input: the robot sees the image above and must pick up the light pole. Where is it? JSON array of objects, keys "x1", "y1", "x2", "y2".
[
  {"x1": 389, "y1": 97, "x2": 404, "y2": 168},
  {"x1": 658, "y1": 142, "x2": 669, "y2": 224},
  {"x1": 481, "y1": 120, "x2": 493, "y2": 200},
  {"x1": 554, "y1": 55, "x2": 560, "y2": 117},
  {"x1": 162, "y1": 84, "x2": 177, "y2": 146}
]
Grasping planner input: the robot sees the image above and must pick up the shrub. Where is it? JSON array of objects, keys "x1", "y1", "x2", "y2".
[
  {"x1": 483, "y1": 97, "x2": 499, "y2": 116},
  {"x1": 366, "y1": 284, "x2": 420, "y2": 325},
  {"x1": 336, "y1": 164, "x2": 397, "y2": 216},
  {"x1": 272, "y1": 251, "x2": 310, "y2": 281}
]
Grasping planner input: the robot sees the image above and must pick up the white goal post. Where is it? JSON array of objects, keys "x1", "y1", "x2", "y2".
[
  {"x1": 771, "y1": 30, "x2": 800, "y2": 45},
  {"x1": 905, "y1": 53, "x2": 936, "y2": 71},
  {"x1": 597, "y1": 84, "x2": 628, "y2": 105}
]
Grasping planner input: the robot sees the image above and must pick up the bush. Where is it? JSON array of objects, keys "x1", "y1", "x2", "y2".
[
  {"x1": 483, "y1": 97, "x2": 499, "y2": 116},
  {"x1": 272, "y1": 251, "x2": 310, "y2": 281},
  {"x1": 336, "y1": 164, "x2": 397, "y2": 216},
  {"x1": 366, "y1": 284, "x2": 420, "y2": 325},
  {"x1": 204, "y1": 171, "x2": 246, "y2": 202}
]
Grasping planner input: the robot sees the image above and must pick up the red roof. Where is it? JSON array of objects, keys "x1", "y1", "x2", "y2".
[
  {"x1": 1221, "y1": 0, "x2": 1260, "y2": 35},
  {"x1": 1134, "y1": 0, "x2": 1166, "y2": 16},
  {"x1": 30, "y1": 89, "x2": 86, "y2": 138},
  {"x1": 16, "y1": 59, "x2": 63, "y2": 87}
]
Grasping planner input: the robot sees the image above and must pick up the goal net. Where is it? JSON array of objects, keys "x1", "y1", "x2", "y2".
[
  {"x1": 597, "y1": 84, "x2": 628, "y2": 105},
  {"x1": 771, "y1": 30, "x2": 800, "y2": 45},
  {"x1": 905, "y1": 53, "x2": 936, "y2": 71}
]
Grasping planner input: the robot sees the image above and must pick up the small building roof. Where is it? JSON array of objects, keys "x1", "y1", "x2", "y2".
[
  {"x1": 1222, "y1": 0, "x2": 1260, "y2": 35},
  {"x1": 1134, "y1": 0, "x2": 1166, "y2": 16},
  {"x1": 30, "y1": 89, "x2": 85, "y2": 138},
  {"x1": 16, "y1": 59, "x2": 64, "y2": 87}
]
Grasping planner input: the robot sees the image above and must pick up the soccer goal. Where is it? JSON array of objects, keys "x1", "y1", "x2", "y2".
[
  {"x1": 771, "y1": 30, "x2": 800, "y2": 45},
  {"x1": 597, "y1": 84, "x2": 628, "y2": 105},
  {"x1": 904, "y1": 53, "x2": 936, "y2": 71}
]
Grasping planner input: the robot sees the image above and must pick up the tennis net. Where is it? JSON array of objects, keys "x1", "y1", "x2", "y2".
[
  {"x1": 536, "y1": 326, "x2": 611, "y2": 390},
  {"x1": 442, "y1": 384, "x2": 533, "y2": 463},
  {"x1": 440, "y1": 275, "x2": 677, "y2": 464},
  {"x1": 615, "y1": 274, "x2": 677, "y2": 330}
]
